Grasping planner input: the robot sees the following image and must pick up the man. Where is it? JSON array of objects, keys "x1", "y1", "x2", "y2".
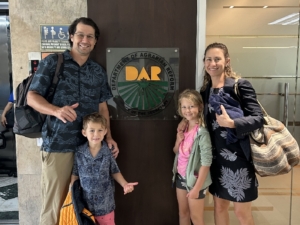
[
  {"x1": 0, "y1": 92, "x2": 14, "y2": 133},
  {"x1": 27, "y1": 17, "x2": 119, "y2": 225}
]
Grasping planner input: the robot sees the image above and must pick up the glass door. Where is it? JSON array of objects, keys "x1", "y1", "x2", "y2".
[{"x1": 205, "y1": 0, "x2": 300, "y2": 224}]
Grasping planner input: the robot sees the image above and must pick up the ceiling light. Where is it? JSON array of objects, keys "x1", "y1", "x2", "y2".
[
  {"x1": 207, "y1": 35, "x2": 297, "y2": 38},
  {"x1": 223, "y1": 6, "x2": 299, "y2": 9},
  {"x1": 263, "y1": 6, "x2": 268, "y2": 9},
  {"x1": 243, "y1": 46, "x2": 297, "y2": 49},
  {"x1": 282, "y1": 18, "x2": 299, "y2": 25},
  {"x1": 269, "y1": 13, "x2": 299, "y2": 25}
]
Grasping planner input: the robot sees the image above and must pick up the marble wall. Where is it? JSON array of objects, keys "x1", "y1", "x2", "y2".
[{"x1": 9, "y1": 1, "x2": 87, "y2": 224}]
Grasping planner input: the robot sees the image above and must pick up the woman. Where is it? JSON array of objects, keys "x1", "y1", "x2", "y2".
[{"x1": 200, "y1": 42, "x2": 263, "y2": 225}]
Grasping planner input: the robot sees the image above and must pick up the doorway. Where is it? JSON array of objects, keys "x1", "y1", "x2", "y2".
[{"x1": 205, "y1": 0, "x2": 300, "y2": 224}]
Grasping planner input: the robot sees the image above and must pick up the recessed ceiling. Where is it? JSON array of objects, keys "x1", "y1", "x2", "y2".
[{"x1": 206, "y1": 0, "x2": 299, "y2": 36}]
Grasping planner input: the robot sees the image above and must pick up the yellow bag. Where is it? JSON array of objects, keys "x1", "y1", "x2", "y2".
[{"x1": 59, "y1": 182, "x2": 95, "y2": 225}]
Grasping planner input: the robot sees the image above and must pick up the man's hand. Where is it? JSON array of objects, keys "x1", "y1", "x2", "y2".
[
  {"x1": 106, "y1": 136, "x2": 119, "y2": 158},
  {"x1": 1, "y1": 115, "x2": 7, "y2": 127},
  {"x1": 54, "y1": 103, "x2": 79, "y2": 123}
]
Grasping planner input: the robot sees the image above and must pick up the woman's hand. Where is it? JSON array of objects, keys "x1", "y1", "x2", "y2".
[{"x1": 216, "y1": 105, "x2": 235, "y2": 128}]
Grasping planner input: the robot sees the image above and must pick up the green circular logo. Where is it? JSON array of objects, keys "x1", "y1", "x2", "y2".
[{"x1": 110, "y1": 51, "x2": 176, "y2": 117}]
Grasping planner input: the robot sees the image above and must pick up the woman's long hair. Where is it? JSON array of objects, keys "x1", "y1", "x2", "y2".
[{"x1": 201, "y1": 42, "x2": 240, "y2": 91}]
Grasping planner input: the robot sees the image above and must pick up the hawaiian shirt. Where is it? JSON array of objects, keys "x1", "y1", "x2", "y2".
[
  {"x1": 29, "y1": 50, "x2": 113, "y2": 152},
  {"x1": 72, "y1": 141, "x2": 120, "y2": 216}
]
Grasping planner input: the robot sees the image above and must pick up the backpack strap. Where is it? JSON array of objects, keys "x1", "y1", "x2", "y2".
[
  {"x1": 43, "y1": 53, "x2": 64, "y2": 136},
  {"x1": 46, "y1": 53, "x2": 64, "y2": 102}
]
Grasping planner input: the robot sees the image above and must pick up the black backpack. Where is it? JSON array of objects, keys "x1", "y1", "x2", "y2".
[{"x1": 13, "y1": 53, "x2": 64, "y2": 138}]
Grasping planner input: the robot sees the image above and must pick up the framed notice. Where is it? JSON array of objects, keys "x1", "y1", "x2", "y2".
[{"x1": 40, "y1": 24, "x2": 70, "y2": 51}]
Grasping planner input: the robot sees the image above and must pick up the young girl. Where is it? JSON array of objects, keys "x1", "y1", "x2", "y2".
[
  {"x1": 172, "y1": 89, "x2": 213, "y2": 225},
  {"x1": 71, "y1": 112, "x2": 138, "y2": 225}
]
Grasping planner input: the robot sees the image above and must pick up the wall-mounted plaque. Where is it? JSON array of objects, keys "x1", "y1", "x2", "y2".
[
  {"x1": 106, "y1": 48, "x2": 179, "y2": 120},
  {"x1": 40, "y1": 25, "x2": 69, "y2": 51}
]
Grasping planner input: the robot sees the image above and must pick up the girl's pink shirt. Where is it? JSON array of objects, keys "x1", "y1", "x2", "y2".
[{"x1": 177, "y1": 124, "x2": 199, "y2": 177}]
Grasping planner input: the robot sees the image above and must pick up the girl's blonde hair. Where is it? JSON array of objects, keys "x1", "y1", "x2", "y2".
[
  {"x1": 177, "y1": 89, "x2": 205, "y2": 127},
  {"x1": 201, "y1": 42, "x2": 240, "y2": 92}
]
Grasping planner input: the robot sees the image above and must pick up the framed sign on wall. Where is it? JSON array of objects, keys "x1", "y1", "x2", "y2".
[
  {"x1": 40, "y1": 25, "x2": 69, "y2": 51},
  {"x1": 106, "y1": 48, "x2": 179, "y2": 120}
]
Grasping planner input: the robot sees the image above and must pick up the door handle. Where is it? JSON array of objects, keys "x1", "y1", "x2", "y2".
[{"x1": 283, "y1": 83, "x2": 289, "y2": 127}]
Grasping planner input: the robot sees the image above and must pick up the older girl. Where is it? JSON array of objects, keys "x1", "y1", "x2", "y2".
[{"x1": 173, "y1": 89, "x2": 213, "y2": 225}]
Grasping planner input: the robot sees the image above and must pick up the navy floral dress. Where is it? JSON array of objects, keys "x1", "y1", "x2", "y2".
[{"x1": 207, "y1": 87, "x2": 258, "y2": 202}]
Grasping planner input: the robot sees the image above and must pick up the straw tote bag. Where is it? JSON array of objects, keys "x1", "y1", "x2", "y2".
[{"x1": 234, "y1": 80, "x2": 300, "y2": 177}]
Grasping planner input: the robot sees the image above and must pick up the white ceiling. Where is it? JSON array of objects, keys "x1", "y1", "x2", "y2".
[{"x1": 206, "y1": 0, "x2": 299, "y2": 36}]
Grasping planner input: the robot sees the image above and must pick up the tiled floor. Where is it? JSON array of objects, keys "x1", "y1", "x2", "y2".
[
  {"x1": 0, "y1": 175, "x2": 18, "y2": 224},
  {"x1": 0, "y1": 123, "x2": 18, "y2": 225}
]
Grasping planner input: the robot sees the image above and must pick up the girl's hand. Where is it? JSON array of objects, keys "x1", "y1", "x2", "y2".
[
  {"x1": 177, "y1": 119, "x2": 188, "y2": 132},
  {"x1": 186, "y1": 188, "x2": 199, "y2": 199},
  {"x1": 173, "y1": 130, "x2": 184, "y2": 154},
  {"x1": 123, "y1": 182, "x2": 139, "y2": 195},
  {"x1": 215, "y1": 105, "x2": 235, "y2": 128},
  {"x1": 176, "y1": 130, "x2": 184, "y2": 143}
]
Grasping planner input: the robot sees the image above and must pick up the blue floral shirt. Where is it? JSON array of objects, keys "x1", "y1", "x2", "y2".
[
  {"x1": 28, "y1": 50, "x2": 113, "y2": 152},
  {"x1": 72, "y1": 141, "x2": 120, "y2": 216}
]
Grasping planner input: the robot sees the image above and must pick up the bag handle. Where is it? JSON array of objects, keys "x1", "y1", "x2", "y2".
[{"x1": 234, "y1": 78, "x2": 271, "y2": 124}]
